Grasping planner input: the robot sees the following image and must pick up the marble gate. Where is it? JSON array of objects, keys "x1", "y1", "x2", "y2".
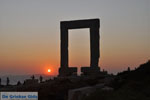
[{"x1": 59, "y1": 19, "x2": 100, "y2": 76}]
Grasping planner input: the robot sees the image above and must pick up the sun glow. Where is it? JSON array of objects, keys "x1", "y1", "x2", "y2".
[
  {"x1": 43, "y1": 64, "x2": 57, "y2": 75},
  {"x1": 48, "y1": 69, "x2": 51, "y2": 73}
]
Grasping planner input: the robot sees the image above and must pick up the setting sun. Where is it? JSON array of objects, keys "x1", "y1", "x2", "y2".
[{"x1": 48, "y1": 69, "x2": 51, "y2": 73}]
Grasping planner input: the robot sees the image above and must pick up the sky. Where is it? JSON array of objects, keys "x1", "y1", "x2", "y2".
[{"x1": 0, "y1": 0, "x2": 150, "y2": 75}]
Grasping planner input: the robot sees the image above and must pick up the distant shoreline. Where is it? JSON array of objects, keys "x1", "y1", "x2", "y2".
[{"x1": 0, "y1": 74, "x2": 56, "y2": 85}]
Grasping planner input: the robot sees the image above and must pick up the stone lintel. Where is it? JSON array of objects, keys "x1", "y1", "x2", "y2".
[{"x1": 61, "y1": 19, "x2": 100, "y2": 29}]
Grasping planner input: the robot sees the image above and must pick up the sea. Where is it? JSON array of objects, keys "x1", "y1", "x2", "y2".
[{"x1": 0, "y1": 74, "x2": 55, "y2": 85}]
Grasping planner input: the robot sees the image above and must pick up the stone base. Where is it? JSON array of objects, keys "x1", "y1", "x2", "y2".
[
  {"x1": 81, "y1": 67, "x2": 100, "y2": 75},
  {"x1": 59, "y1": 67, "x2": 77, "y2": 77}
]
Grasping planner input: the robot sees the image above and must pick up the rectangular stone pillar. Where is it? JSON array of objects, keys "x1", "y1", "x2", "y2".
[
  {"x1": 90, "y1": 27, "x2": 100, "y2": 67},
  {"x1": 61, "y1": 27, "x2": 68, "y2": 68}
]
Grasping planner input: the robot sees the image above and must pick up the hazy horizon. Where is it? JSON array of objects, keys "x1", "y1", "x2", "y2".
[{"x1": 0, "y1": 0, "x2": 150, "y2": 75}]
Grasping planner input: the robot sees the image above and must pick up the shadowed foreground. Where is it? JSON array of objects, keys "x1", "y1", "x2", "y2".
[
  {"x1": 0, "y1": 61, "x2": 150, "y2": 100},
  {"x1": 84, "y1": 61, "x2": 150, "y2": 100}
]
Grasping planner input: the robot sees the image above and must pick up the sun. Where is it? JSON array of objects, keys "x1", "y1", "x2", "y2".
[{"x1": 48, "y1": 69, "x2": 51, "y2": 73}]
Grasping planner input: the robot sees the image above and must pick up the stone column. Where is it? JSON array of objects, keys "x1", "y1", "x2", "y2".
[
  {"x1": 90, "y1": 27, "x2": 100, "y2": 68},
  {"x1": 60, "y1": 26, "x2": 68, "y2": 68}
]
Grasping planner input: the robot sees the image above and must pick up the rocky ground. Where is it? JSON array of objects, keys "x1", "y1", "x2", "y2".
[
  {"x1": 0, "y1": 74, "x2": 111, "y2": 100},
  {"x1": 84, "y1": 60, "x2": 150, "y2": 100},
  {"x1": 0, "y1": 60, "x2": 150, "y2": 100}
]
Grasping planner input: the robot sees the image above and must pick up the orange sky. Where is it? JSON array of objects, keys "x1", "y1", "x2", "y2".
[{"x1": 0, "y1": 0, "x2": 149, "y2": 75}]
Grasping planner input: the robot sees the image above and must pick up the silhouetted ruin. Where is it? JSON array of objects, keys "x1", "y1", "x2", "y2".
[
  {"x1": 31, "y1": 75, "x2": 35, "y2": 80},
  {"x1": 6, "y1": 77, "x2": 10, "y2": 86},
  {"x1": 17, "y1": 81, "x2": 21, "y2": 85},
  {"x1": 24, "y1": 75, "x2": 38, "y2": 85},
  {"x1": 0, "y1": 78, "x2": 1, "y2": 86},
  {"x1": 39, "y1": 75, "x2": 43, "y2": 83},
  {"x1": 59, "y1": 19, "x2": 100, "y2": 76}
]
